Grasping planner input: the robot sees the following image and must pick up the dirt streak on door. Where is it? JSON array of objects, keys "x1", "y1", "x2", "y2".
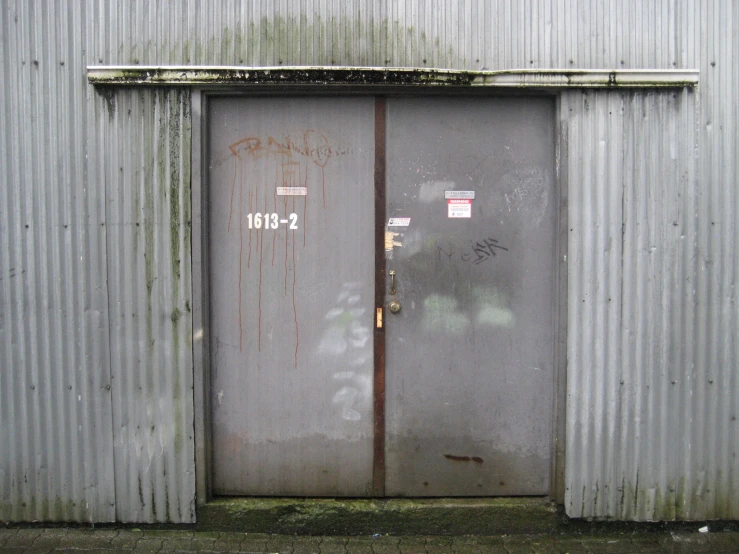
[{"x1": 224, "y1": 130, "x2": 335, "y2": 364}]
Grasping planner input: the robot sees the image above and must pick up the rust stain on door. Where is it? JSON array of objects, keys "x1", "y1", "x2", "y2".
[
  {"x1": 224, "y1": 131, "x2": 340, "y2": 366},
  {"x1": 444, "y1": 454, "x2": 484, "y2": 464}
]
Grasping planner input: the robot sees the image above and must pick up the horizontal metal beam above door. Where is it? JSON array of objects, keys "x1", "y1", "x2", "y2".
[{"x1": 87, "y1": 66, "x2": 699, "y2": 89}]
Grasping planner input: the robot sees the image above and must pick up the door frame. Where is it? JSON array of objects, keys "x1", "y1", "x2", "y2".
[{"x1": 190, "y1": 88, "x2": 569, "y2": 505}]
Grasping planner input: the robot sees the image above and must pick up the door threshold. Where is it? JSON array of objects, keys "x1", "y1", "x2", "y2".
[{"x1": 197, "y1": 497, "x2": 560, "y2": 535}]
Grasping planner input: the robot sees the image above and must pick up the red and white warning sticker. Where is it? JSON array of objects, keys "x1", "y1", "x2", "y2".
[{"x1": 448, "y1": 199, "x2": 472, "y2": 218}]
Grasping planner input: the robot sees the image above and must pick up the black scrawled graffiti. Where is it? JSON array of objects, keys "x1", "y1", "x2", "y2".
[
  {"x1": 437, "y1": 236, "x2": 508, "y2": 266},
  {"x1": 463, "y1": 237, "x2": 508, "y2": 264}
]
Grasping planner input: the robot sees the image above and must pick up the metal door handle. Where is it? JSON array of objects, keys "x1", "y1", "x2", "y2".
[{"x1": 389, "y1": 270, "x2": 397, "y2": 295}]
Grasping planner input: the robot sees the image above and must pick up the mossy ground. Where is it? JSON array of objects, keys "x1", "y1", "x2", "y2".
[{"x1": 196, "y1": 498, "x2": 560, "y2": 535}]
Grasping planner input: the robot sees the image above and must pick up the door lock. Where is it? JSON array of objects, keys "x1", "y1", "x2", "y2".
[{"x1": 388, "y1": 300, "x2": 402, "y2": 314}]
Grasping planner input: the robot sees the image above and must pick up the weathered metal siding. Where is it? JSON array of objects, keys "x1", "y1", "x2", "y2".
[
  {"x1": 564, "y1": 89, "x2": 701, "y2": 519},
  {"x1": 564, "y1": 2, "x2": 738, "y2": 521},
  {"x1": 103, "y1": 88, "x2": 195, "y2": 523},
  {"x1": 0, "y1": 1, "x2": 115, "y2": 522},
  {"x1": 0, "y1": 0, "x2": 736, "y2": 522},
  {"x1": 1, "y1": 1, "x2": 195, "y2": 523},
  {"x1": 85, "y1": 0, "x2": 691, "y2": 70}
]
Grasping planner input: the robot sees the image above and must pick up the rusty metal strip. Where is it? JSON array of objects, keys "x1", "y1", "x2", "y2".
[{"x1": 372, "y1": 97, "x2": 386, "y2": 496}]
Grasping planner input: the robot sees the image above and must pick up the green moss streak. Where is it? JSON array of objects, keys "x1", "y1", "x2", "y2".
[
  {"x1": 278, "y1": 16, "x2": 288, "y2": 63},
  {"x1": 329, "y1": 15, "x2": 338, "y2": 64},
  {"x1": 234, "y1": 28, "x2": 244, "y2": 63},
  {"x1": 95, "y1": 15, "x2": 466, "y2": 69},
  {"x1": 98, "y1": 88, "x2": 116, "y2": 120},
  {"x1": 316, "y1": 16, "x2": 325, "y2": 64},
  {"x1": 292, "y1": 16, "x2": 302, "y2": 65},
  {"x1": 261, "y1": 16, "x2": 273, "y2": 63},
  {"x1": 181, "y1": 91, "x2": 192, "y2": 270},
  {"x1": 222, "y1": 27, "x2": 232, "y2": 61},
  {"x1": 167, "y1": 90, "x2": 182, "y2": 286},
  {"x1": 144, "y1": 92, "x2": 156, "y2": 357},
  {"x1": 301, "y1": 14, "x2": 311, "y2": 65},
  {"x1": 172, "y1": 89, "x2": 192, "y2": 461},
  {"x1": 156, "y1": 88, "x2": 170, "y2": 387},
  {"x1": 247, "y1": 21, "x2": 258, "y2": 61}
]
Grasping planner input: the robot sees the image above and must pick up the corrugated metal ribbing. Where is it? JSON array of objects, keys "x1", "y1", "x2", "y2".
[
  {"x1": 565, "y1": 0, "x2": 737, "y2": 522},
  {"x1": 0, "y1": 1, "x2": 115, "y2": 521},
  {"x1": 104, "y1": 88, "x2": 195, "y2": 523},
  {"x1": 87, "y1": 0, "x2": 689, "y2": 70},
  {"x1": 682, "y1": 0, "x2": 738, "y2": 521},
  {"x1": 564, "y1": 89, "x2": 698, "y2": 520}
]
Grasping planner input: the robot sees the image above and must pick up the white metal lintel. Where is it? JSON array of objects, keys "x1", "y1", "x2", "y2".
[{"x1": 87, "y1": 66, "x2": 699, "y2": 89}]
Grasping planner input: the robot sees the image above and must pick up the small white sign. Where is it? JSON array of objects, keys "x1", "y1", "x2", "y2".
[
  {"x1": 445, "y1": 190, "x2": 475, "y2": 200},
  {"x1": 277, "y1": 187, "x2": 308, "y2": 196},
  {"x1": 388, "y1": 217, "x2": 411, "y2": 227},
  {"x1": 448, "y1": 199, "x2": 472, "y2": 218}
]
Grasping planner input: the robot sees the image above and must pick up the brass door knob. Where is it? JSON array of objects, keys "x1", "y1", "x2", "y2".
[{"x1": 388, "y1": 300, "x2": 401, "y2": 314}]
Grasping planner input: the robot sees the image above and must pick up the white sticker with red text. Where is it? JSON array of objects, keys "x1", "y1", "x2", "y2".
[
  {"x1": 448, "y1": 199, "x2": 472, "y2": 218},
  {"x1": 276, "y1": 187, "x2": 308, "y2": 196}
]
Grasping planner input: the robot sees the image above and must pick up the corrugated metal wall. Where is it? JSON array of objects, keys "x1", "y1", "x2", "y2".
[
  {"x1": 1, "y1": 2, "x2": 195, "y2": 523},
  {"x1": 0, "y1": 1, "x2": 115, "y2": 522},
  {"x1": 0, "y1": 0, "x2": 736, "y2": 522},
  {"x1": 104, "y1": 87, "x2": 195, "y2": 523},
  {"x1": 86, "y1": 1, "x2": 690, "y2": 70},
  {"x1": 565, "y1": 2, "x2": 738, "y2": 520},
  {"x1": 564, "y1": 89, "x2": 702, "y2": 519}
]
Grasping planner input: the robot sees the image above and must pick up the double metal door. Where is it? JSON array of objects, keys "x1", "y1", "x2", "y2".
[{"x1": 207, "y1": 96, "x2": 556, "y2": 496}]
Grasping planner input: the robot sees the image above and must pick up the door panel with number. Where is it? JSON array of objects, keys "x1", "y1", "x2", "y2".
[{"x1": 208, "y1": 97, "x2": 376, "y2": 496}]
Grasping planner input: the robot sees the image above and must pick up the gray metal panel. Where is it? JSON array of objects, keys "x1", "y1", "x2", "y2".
[
  {"x1": 384, "y1": 97, "x2": 556, "y2": 496},
  {"x1": 0, "y1": 1, "x2": 115, "y2": 522},
  {"x1": 207, "y1": 98, "x2": 375, "y2": 496},
  {"x1": 104, "y1": 88, "x2": 196, "y2": 523}
]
